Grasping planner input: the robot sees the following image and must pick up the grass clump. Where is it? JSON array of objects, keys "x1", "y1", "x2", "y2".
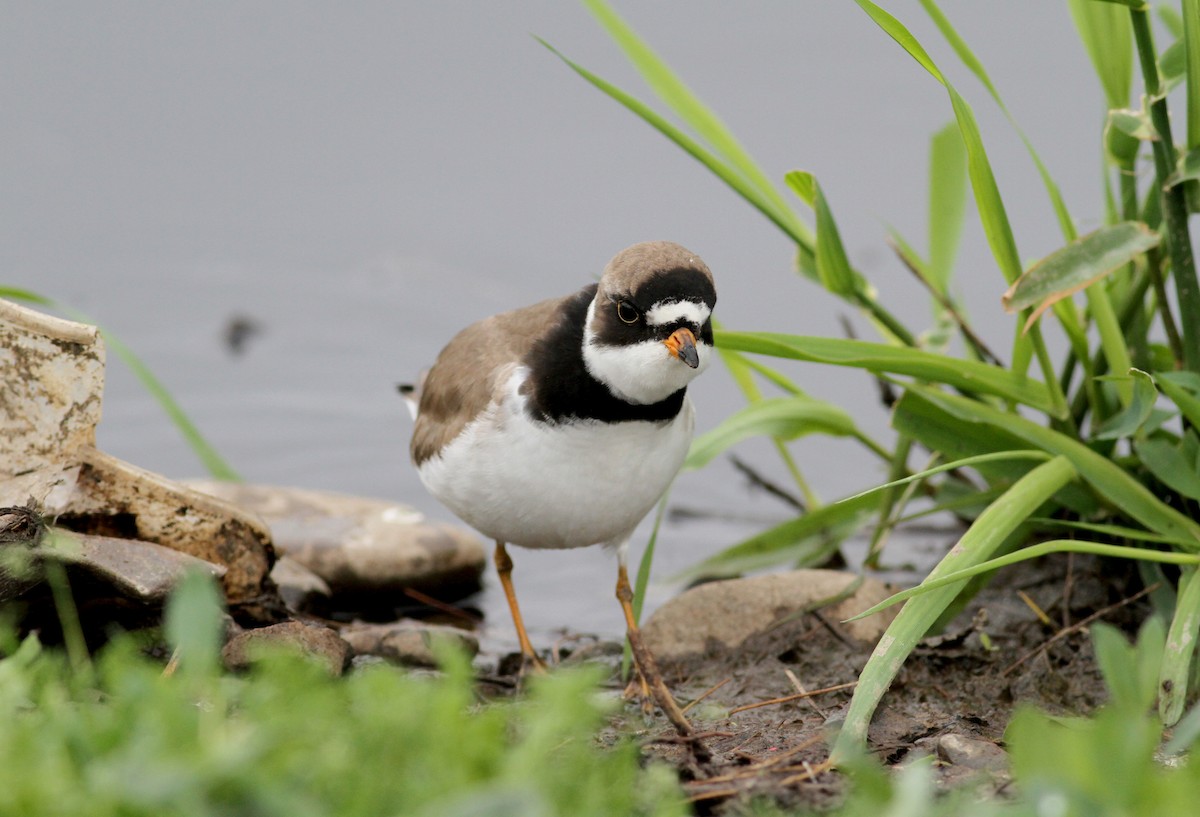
[
  {"x1": 550, "y1": 0, "x2": 1200, "y2": 759},
  {"x1": 0, "y1": 575, "x2": 686, "y2": 817}
]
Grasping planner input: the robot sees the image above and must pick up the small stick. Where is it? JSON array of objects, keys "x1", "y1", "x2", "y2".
[
  {"x1": 784, "y1": 668, "x2": 827, "y2": 717},
  {"x1": 728, "y1": 680, "x2": 858, "y2": 715},
  {"x1": 401, "y1": 586, "x2": 481, "y2": 625},
  {"x1": 681, "y1": 678, "x2": 731, "y2": 715},
  {"x1": 1002, "y1": 583, "x2": 1159, "y2": 676}
]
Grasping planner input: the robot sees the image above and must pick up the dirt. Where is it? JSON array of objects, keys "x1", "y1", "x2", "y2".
[{"x1": 546, "y1": 553, "x2": 1145, "y2": 814}]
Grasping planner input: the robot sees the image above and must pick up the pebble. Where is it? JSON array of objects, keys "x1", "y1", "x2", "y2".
[
  {"x1": 642, "y1": 569, "x2": 900, "y2": 660},
  {"x1": 339, "y1": 620, "x2": 479, "y2": 667},
  {"x1": 936, "y1": 733, "x2": 1009, "y2": 772},
  {"x1": 222, "y1": 620, "x2": 352, "y2": 676}
]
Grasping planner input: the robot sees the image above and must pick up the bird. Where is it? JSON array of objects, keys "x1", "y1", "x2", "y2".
[{"x1": 405, "y1": 241, "x2": 716, "y2": 743}]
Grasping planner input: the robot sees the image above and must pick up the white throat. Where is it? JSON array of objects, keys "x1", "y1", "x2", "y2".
[{"x1": 581, "y1": 299, "x2": 711, "y2": 405}]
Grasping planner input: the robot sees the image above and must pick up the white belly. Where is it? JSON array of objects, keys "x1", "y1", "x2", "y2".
[{"x1": 417, "y1": 374, "x2": 694, "y2": 550}]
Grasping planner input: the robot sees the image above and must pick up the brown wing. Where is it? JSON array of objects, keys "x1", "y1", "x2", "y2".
[{"x1": 409, "y1": 293, "x2": 572, "y2": 465}]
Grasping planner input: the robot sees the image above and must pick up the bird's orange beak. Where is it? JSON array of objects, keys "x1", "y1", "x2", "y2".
[{"x1": 663, "y1": 327, "x2": 700, "y2": 369}]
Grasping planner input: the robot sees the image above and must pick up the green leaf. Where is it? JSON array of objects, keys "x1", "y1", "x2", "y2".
[
  {"x1": 673, "y1": 492, "x2": 876, "y2": 582},
  {"x1": 848, "y1": 539, "x2": 1200, "y2": 620},
  {"x1": 1161, "y1": 566, "x2": 1200, "y2": 725},
  {"x1": 163, "y1": 570, "x2": 226, "y2": 679},
  {"x1": 1092, "y1": 368, "x2": 1158, "y2": 440},
  {"x1": 538, "y1": 37, "x2": 812, "y2": 251},
  {"x1": 1108, "y1": 108, "x2": 1158, "y2": 141},
  {"x1": 1167, "y1": 144, "x2": 1200, "y2": 187},
  {"x1": 927, "y1": 120, "x2": 967, "y2": 292},
  {"x1": 1156, "y1": 370, "x2": 1200, "y2": 428},
  {"x1": 784, "y1": 171, "x2": 859, "y2": 297},
  {"x1": 853, "y1": 0, "x2": 1069, "y2": 416},
  {"x1": 1001, "y1": 222, "x2": 1160, "y2": 328},
  {"x1": 1068, "y1": 0, "x2": 1133, "y2": 109},
  {"x1": 832, "y1": 456, "x2": 1079, "y2": 760},
  {"x1": 716, "y1": 330, "x2": 1061, "y2": 417},
  {"x1": 1093, "y1": 617, "x2": 1164, "y2": 713},
  {"x1": 892, "y1": 390, "x2": 1099, "y2": 515},
  {"x1": 1135, "y1": 437, "x2": 1200, "y2": 500},
  {"x1": 900, "y1": 386, "x2": 1200, "y2": 546},
  {"x1": 685, "y1": 396, "x2": 858, "y2": 470}
]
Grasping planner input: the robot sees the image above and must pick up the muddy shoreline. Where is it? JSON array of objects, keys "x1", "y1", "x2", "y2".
[{"x1": 526, "y1": 553, "x2": 1142, "y2": 813}]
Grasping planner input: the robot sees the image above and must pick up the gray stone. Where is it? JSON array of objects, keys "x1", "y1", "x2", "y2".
[
  {"x1": 642, "y1": 569, "x2": 900, "y2": 660},
  {"x1": 0, "y1": 516, "x2": 224, "y2": 605},
  {"x1": 936, "y1": 733, "x2": 1009, "y2": 772},
  {"x1": 340, "y1": 620, "x2": 478, "y2": 667},
  {"x1": 270, "y1": 554, "x2": 331, "y2": 613},
  {"x1": 186, "y1": 481, "x2": 485, "y2": 606},
  {"x1": 222, "y1": 620, "x2": 352, "y2": 675}
]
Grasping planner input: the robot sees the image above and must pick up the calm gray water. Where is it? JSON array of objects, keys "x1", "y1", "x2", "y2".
[{"x1": 3, "y1": 3, "x2": 1104, "y2": 643}]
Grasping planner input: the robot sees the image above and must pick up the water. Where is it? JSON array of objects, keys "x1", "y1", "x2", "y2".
[{"x1": 3, "y1": 3, "x2": 1103, "y2": 642}]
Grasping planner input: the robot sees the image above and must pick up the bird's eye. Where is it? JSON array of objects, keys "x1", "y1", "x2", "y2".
[{"x1": 615, "y1": 301, "x2": 639, "y2": 324}]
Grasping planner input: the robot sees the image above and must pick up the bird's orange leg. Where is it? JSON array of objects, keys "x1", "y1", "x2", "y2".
[
  {"x1": 494, "y1": 542, "x2": 546, "y2": 671},
  {"x1": 615, "y1": 563, "x2": 700, "y2": 743}
]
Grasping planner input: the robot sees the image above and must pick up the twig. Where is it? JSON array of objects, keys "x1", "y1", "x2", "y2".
[
  {"x1": 784, "y1": 668, "x2": 827, "y2": 717},
  {"x1": 401, "y1": 586, "x2": 481, "y2": 625},
  {"x1": 728, "y1": 680, "x2": 858, "y2": 715},
  {"x1": 681, "y1": 678, "x2": 731, "y2": 715},
  {"x1": 887, "y1": 236, "x2": 1005, "y2": 367},
  {"x1": 1002, "y1": 583, "x2": 1160, "y2": 676},
  {"x1": 728, "y1": 455, "x2": 806, "y2": 512}
]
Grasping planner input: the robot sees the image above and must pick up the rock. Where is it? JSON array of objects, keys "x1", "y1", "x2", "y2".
[
  {"x1": 1, "y1": 508, "x2": 223, "y2": 603},
  {"x1": 222, "y1": 620, "x2": 352, "y2": 675},
  {"x1": 270, "y1": 555, "x2": 331, "y2": 613},
  {"x1": 0, "y1": 298, "x2": 277, "y2": 609},
  {"x1": 56, "y1": 532, "x2": 225, "y2": 603},
  {"x1": 185, "y1": 481, "x2": 485, "y2": 607},
  {"x1": 936, "y1": 733, "x2": 1009, "y2": 772},
  {"x1": 339, "y1": 620, "x2": 479, "y2": 667},
  {"x1": 642, "y1": 570, "x2": 899, "y2": 661}
]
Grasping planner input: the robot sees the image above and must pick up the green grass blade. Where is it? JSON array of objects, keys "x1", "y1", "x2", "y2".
[
  {"x1": 672, "y1": 492, "x2": 877, "y2": 582},
  {"x1": 98, "y1": 331, "x2": 242, "y2": 481},
  {"x1": 0, "y1": 286, "x2": 54, "y2": 306},
  {"x1": 1156, "y1": 371, "x2": 1200, "y2": 427},
  {"x1": 1135, "y1": 437, "x2": 1200, "y2": 500},
  {"x1": 1160, "y1": 566, "x2": 1200, "y2": 725},
  {"x1": 902, "y1": 386, "x2": 1200, "y2": 545},
  {"x1": 919, "y1": 0, "x2": 1077, "y2": 242},
  {"x1": 582, "y1": 0, "x2": 799, "y2": 226},
  {"x1": 716, "y1": 332, "x2": 818, "y2": 506},
  {"x1": 831, "y1": 456, "x2": 1078, "y2": 761},
  {"x1": 1068, "y1": 0, "x2": 1135, "y2": 108},
  {"x1": 1092, "y1": 368, "x2": 1158, "y2": 440},
  {"x1": 716, "y1": 330, "x2": 1060, "y2": 416},
  {"x1": 849, "y1": 539, "x2": 1200, "y2": 622},
  {"x1": 622, "y1": 491, "x2": 670, "y2": 680},
  {"x1": 684, "y1": 396, "x2": 859, "y2": 470},
  {"x1": 537, "y1": 38, "x2": 813, "y2": 250},
  {"x1": 784, "y1": 171, "x2": 861, "y2": 298},
  {"x1": 1027, "y1": 517, "x2": 1200, "y2": 549},
  {"x1": 853, "y1": 0, "x2": 1069, "y2": 418},
  {"x1": 927, "y1": 121, "x2": 967, "y2": 292}
]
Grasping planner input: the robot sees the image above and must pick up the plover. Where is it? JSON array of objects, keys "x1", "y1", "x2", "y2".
[{"x1": 406, "y1": 241, "x2": 716, "y2": 740}]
